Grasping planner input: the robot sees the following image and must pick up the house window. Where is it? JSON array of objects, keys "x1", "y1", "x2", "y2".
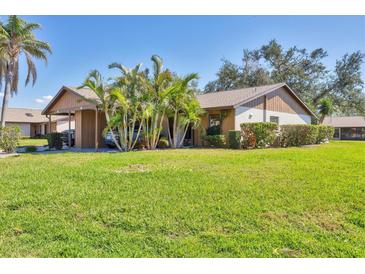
[
  {"x1": 270, "y1": 116, "x2": 279, "y2": 124},
  {"x1": 209, "y1": 114, "x2": 221, "y2": 127}
]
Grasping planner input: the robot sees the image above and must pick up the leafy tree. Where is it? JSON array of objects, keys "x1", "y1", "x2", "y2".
[
  {"x1": 0, "y1": 16, "x2": 51, "y2": 126},
  {"x1": 204, "y1": 40, "x2": 364, "y2": 115},
  {"x1": 318, "y1": 98, "x2": 333, "y2": 124}
]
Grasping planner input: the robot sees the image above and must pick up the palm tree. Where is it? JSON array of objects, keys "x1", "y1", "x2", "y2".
[
  {"x1": 318, "y1": 98, "x2": 333, "y2": 124},
  {"x1": 108, "y1": 63, "x2": 145, "y2": 151},
  {"x1": 143, "y1": 55, "x2": 173, "y2": 149},
  {"x1": 166, "y1": 73, "x2": 202, "y2": 148},
  {"x1": 78, "y1": 70, "x2": 123, "y2": 151},
  {"x1": 0, "y1": 16, "x2": 51, "y2": 126}
]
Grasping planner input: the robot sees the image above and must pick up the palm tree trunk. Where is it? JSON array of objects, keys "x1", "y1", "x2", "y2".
[
  {"x1": 172, "y1": 109, "x2": 178, "y2": 148},
  {"x1": 178, "y1": 123, "x2": 190, "y2": 148},
  {"x1": 104, "y1": 110, "x2": 123, "y2": 151},
  {"x1": 1, "y1": 64, "x2": 13, "y2": 127}
]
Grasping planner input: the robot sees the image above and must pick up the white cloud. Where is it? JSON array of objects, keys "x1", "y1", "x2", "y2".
[
  {"x1": 0, "y1": 92, "x2": 4, "y2": 97},
  {"x1": 35, "y1": 95, "x2": 53, "y2": 104}
]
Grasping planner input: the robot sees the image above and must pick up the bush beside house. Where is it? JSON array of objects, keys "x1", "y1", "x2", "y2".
[
  {"x1": 0, "y1": 126, "x2": 21, "y2": 153},
  {"x1": 47, "y1": 133, "x2": 63, "y2": 150},
  {"x1": 241, "y1": 122, "x2": 278, "y2": 149}
]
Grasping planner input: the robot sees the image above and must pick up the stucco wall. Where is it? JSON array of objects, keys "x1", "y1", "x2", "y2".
[
  {"x1": 5, "y1": 122, "x2": 31, "y2": 136},
  {"x1": 234, "y1": 106, "x2": 311, "y2": 130},
  {"x1": 56, "y1": 119, "x2": 75, "y2": 132}
]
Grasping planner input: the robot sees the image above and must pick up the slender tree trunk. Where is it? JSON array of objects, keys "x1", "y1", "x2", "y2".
[
  {"x1": 104, "y1": 110, "x2": 123, "y2": 151},
  {"x1": 178, "y1": 123, "x2": 190, "y2": 148},
  {"x1": 172, "y1": 109, "x2": 178, "y2": 148},
  {"x1": 1, "y1": 64, "x2": 13, "y2": 127}
]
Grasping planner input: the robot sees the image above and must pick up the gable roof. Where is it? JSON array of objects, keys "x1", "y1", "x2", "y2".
[
  {"x1": 42, "y1": 86, "x2": 99, "y2": 115},
  {"x1": 197, "y1": 83, "x2": 316, "y2": 117},
  {"x1": 2, "y1": 108, "x2": 65, "y2": 123},
  {"x1": 323, "y1": 116, "x2": 365, "y2": 127}
]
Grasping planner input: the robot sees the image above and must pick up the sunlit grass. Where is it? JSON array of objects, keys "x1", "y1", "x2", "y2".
[{"x1": 0, "y1": 141, "x2": 364, "y2": 257}]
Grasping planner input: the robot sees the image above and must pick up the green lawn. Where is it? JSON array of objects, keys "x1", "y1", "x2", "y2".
[
  {"x1": 18, "y1": 138, "x2": 48, "y2": 147},
  {"x1": 0, "y1": 141, "x2": 364, "y2": 257}
]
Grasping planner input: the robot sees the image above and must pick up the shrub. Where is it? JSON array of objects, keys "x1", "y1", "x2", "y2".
[
  {"x1": 240, "y1": 122, "x2": 278, "y2": 148},
  {"x1": 0, "y1": 126, "x2": 21, "y2": 153},
  {"x1": 316, "y1": 125, "x2": 335, "y2": 144},
  {"x1": 47, "y1": 133, "x2": 63, "y2": 150},
  {"x1": 280, "y1": 124, "x2": 318, "y2": 147},
  {"x1": 206, "y1": 125, "x2": 221, "y2": 136},
  {"x1": 157, "y1": 136, "x2": 169, "y2": 148},
  {"x1": 228, "y1": 130, "x2": 241, "y2": 149},
  {"x1": 202, "y1": 135, "x2": 226, "y2": 148},
  {"x1": 25, "y1": 146, "x2": 37, "y2": 153}
]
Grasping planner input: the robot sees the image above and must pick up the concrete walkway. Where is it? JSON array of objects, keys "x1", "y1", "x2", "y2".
[{"x1": 0, "y1": 152, "x2": 20, "y2": 159}]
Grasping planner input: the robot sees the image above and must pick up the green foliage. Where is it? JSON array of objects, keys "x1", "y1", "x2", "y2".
[
  {"x1": 25, "y1": 146, "x2": 37, "y2": 153},
  {"x1": 204, "y1": 40, "x2": 365, "y2": 115},
  {"x1": 318, "y1": 98, "x2": 334, "y2": 123},
  {"x1": 0, "y1": 126, "x2": 21, "y2": 153},
  {"x1": 228, "y1": 130, "x2": 241, "y2": 149},
  {"x1": 202, "y1": 134, "x2": 226, "y2": 148},
  {"x1": 280, "y1": 124, "x2": 319, "y2": 147},
  {"x1": 206, "y1": 125, "x2": 221, "y2": 136},
  {"x1": 0, "y1": 142, "x2": 364, "y2": 257},
  {"x1": 316, "y1": 125, "x2": 335, "y2": 144},
  {"x1": 240, "y1": 122, "x2": 278, "y2": 148},
  {"x1": 47, "y1": 133, "x2": 63, "y2": 150},
  {"x1": 157, "y1": 136, "x2": 169, "y2": 148}
]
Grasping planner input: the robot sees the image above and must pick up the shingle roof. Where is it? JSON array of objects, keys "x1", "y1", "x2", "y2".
[
  {"x1": 322, "y1": 116, "x2": 365, "y2": 127},
  {"x1": 1, "y1": 108, "x2": 65, "y2": 123},
  {"x1": 66, "y1": 86, "x2": 99, "y2": 102},
  {"x1": 197, "y1": 83, "x2": 286, "y2": 108}
]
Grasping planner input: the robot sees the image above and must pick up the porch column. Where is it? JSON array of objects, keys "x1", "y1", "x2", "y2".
[
  {"x1": 95, "y1": 108, "x2": 99, "y2": 151},
  {"x1": 48, "y1": 115, "x2": 52, "y2": 133},
  {"x1": 68, "y1": 111, "x2": 71, "y2": 149},
  {"x1": 263, "y1": 95, "x2": 267, "y2": 122}
]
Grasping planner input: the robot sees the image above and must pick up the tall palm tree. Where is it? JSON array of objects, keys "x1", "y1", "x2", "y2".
[
  {"x1": 0, "y1": 16, "x2": 51, "y2": 126},
  {"x1": 318, "y1": 97, "x2": 333, "y2": 124}
]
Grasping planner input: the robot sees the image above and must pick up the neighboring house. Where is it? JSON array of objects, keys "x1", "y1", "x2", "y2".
[
  {"x1": 42, "y1": 83, "x2": 316, "y2": 149},
  {"x1": 1, "y1": 107, "x2": 74, "y2": 137},
  {"x1": 323, "y1": 116, "x2": 365, "y2": 140}
]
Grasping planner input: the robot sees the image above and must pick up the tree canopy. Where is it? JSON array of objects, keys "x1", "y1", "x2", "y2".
[{"x1": 204, "y1": 40, "x2": 365, "y2": 115}]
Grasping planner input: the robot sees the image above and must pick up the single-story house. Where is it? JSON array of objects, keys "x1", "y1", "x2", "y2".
[
  {"x1": 1, "y1": 107, "x2": 74, "y2": 137},
  {"x1": 42, "y1": 83, "x2": 316, "y2": 149},
  {"x1": 323, "y1": 116, "x2": 365, "y2": 140},
  {"x1": 194, "y1": 83, "x2": 316, "y2": 145}
]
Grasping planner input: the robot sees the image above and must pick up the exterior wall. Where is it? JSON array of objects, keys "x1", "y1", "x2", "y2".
[
  {"x1": 234, "y1": 106, "x2": 311, "y2": 129},
  {"x1": 47, "y1": 90, "x2": 96, "y2": 114},
  {"x1": 193, "y1": 108, "x2": 235, "y2": 146},
  {"x1": 74, "y1": 109, "x2": 106, "y2": 148},
  {"x1": 6, "y1": 122, "x2": 31, "y2": 136},
  {"x1": 56, "y1": 119, "x2": 75, "y2": 132},
  {"x1": 234, "y1": 87, "x2": 312, "y2": 129}
]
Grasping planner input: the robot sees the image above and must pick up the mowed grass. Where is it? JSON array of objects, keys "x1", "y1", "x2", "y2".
[
  {"x1": 18, "y1": 138, "x2": 48, "y2": 147},
  {"x1": 0, "y1": 141, "x2": 364, "y2": 258}
]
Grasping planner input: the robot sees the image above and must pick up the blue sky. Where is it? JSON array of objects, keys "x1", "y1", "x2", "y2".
[{"x1": 1, "y1": 16, "x2": 364, "y2": 108}]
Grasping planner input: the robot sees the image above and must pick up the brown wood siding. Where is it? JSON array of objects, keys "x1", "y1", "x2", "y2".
[
  {"x1": 81, "y1": 110, "x2": 96, "y2": 148},
  {"x1": 242, "y1": 96, "x2": 264, "y2": 109},
  {"x1": 47, "y1": 89, "x2": 96, "y2": 114},
  {"x1": 193, "y1": 108, "x2": 235, "y2": 146},
  {"x1": 266, "y1": 87, "x2": 309, "y2": 115},
  {"x1": 75, "y1": 110, "x2": 82, "y2": 148}
]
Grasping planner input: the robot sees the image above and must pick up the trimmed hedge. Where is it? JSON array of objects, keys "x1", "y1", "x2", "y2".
[
  {"x1": 316, "y1": 125, "x2": 335, "y2": 144},
  {"x1": 228, "y1": 130, "x2": 241, "y2": 149},
  {"x1": 47, "y1": 133, "x2": 63, "y2": 150},
  {"x1": 280, "y1": 124, "x2": 319, "y2": 147},
  {"x1": 240, "y1": 122, "x2": 278, "y2": 148},
  {"x1": 206, "y1": 125, "x2": 221, "y2": 136},
  {"x1": 202, "y1": 135, "x2": 226, "y2": 148}
]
